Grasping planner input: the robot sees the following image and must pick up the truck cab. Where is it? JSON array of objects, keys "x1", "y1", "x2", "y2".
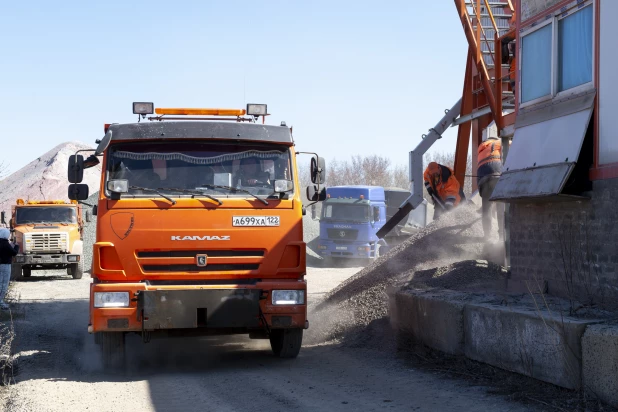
[
  {"x1": 318, "y1": 186, "x2": 388, "y2": 261},
  {"x1": 67, "y1": 102, "x2": 326, "y2": 367},
  {"x1": 10, "y1": 200, "x2": 85, "y2": 280}
]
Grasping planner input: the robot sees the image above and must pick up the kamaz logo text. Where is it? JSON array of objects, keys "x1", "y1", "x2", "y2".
[{"x1": 171, "y1": 236, "x2": 231, "y2": 241}]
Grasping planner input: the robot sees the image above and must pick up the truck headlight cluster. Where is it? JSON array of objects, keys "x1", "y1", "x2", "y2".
[
  {"x1": 93, "y1": 292, "x2": 130, "y2": 308},
  {"x1": 15, "y1": 256, "x2": 26, "y2": 263},
  {"x1": 272, "y1": 290, "x2": 305, "y2": 305},
  {"x1": 67, "y1": 255, "x2": 80, "y2": 262}
]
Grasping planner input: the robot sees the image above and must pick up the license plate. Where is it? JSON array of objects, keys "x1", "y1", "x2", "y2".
[
  {"x1": 232, "y1": 216, "x2": 280, "y2": 227},
  {"x1": 336, "y1": 246, "x2": 348, "y2": 250}
]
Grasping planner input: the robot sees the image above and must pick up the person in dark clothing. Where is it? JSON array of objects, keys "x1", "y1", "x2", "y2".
[{"x1": 0, "y1": 228, "x2": 19, "y2": 309}]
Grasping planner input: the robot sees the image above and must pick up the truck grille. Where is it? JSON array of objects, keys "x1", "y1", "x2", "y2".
[
  {"x1": 26, "y1": 232, "x2": 68, "y2": 253},
  {"x1": 142, "y1": 264, "x2": 259, "y2": 273},
  {"x1": 327, "y1": 229, "x2": 359, "y2": 241},
  {"x1": 137, "y1": 250, "x2": 264, "y2": 258}
]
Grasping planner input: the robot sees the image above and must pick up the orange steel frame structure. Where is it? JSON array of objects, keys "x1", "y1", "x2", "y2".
[{"x1": 453, "y1": 0, "x2": 516, "y2": 190}]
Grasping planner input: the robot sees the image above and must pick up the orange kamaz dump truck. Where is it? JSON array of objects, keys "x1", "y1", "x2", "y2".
[
  {"x1": 67, "y1": 102, "x2": 326, "y2": 367},
  {"x1": 9, "y1": 199, "x2": 86, "y2": 280}
]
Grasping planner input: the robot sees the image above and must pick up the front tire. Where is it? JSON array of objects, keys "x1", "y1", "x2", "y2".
[
  {"x1": 270, "y1": 329, "x2": 303, "y2": 358},
  {"x1": 98, "y1": 332, "x2": 126, "y2": 370},
  {"x1": 68, "y1": 259, "x2": 84, "y2": 279}
]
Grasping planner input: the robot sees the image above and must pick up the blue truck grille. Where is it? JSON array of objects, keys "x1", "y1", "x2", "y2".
[{"x1": 327, "y1": 229, "x2": 359, "y2": 240}]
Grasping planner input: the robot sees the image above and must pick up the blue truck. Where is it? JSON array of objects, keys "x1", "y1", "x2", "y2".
[{"x1": 316, "y1": 186, "x2": 424, "y2": 264}]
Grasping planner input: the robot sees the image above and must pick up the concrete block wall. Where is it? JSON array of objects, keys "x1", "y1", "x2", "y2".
[{"x1": 509, "y1": 178, "x2": 618, "y2": 306}]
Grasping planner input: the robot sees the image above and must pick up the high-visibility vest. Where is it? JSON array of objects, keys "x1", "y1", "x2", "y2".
[{"x1": 477, "y1": 139, "x2": 502, "y2": 183}]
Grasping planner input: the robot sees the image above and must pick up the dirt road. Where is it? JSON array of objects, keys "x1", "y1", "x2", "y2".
[{"x1": 3, "y1": 267, "x2": 532, "y2": 412}]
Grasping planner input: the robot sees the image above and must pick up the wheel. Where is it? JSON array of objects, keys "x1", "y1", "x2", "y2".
[
  {"x1": 22, "y1": 267, "x2": 32, "y2": 278},
  {"x1": 98, "y1": 332, "x2": 126, "y2": 370},
  {"x1": 270, "y1": 329, "x2": 303, "y2": 358},
  {"x1": 68, "y1": 259, "x2": 84, "y2": 279},
  {"x1": 10, "y1": 265, "x2": 22, "y2": 281}
]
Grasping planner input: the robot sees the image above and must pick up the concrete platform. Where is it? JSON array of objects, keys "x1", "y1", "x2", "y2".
[
  {"x1": 387, "y1": 287, "x2": 467, "y2": 355},
  {"x1": 582, "y1": 323, "x2": 618, "y2": 407},
  {"x1": 388, "y1": 286, "x2": 606, "y2": 391},
  {"x1": 464, "y1": 303, "x2": 600, "y2": 390}
]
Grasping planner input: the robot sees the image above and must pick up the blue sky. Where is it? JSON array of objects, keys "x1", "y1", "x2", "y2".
[{"x1": 0, "y1": 0, "x2": 468, "y2": 174}]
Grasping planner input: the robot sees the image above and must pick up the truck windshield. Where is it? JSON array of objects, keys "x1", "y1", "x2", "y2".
[
  {"x1": 15, "y1": 207, "x2": 77, "y2": 225},
  {"x1": 322, "y1": 203, "x2": 370, "y2": 222},
  {"x1": 106, "y1": 141, "x2": 293, "y2": 199}
]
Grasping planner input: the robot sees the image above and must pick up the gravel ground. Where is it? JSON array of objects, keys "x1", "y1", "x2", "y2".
[
  {"x1": 1, "y1": 266, "x2": 535, "y2": 412},
  {"x1": 308, "y1": 202, "x2": 497, "y2": 345}
]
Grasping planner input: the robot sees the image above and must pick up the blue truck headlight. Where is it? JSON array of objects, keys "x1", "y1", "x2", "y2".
[
  {"x1": 94, "y1": 292, "x2": 130, "y2": 308},
  {"x1": 272, "y1": 290, "x2": 305, "y2": 305},
  {"x1": 318, "y1": 245, "x2": 327, "y2": 250}
]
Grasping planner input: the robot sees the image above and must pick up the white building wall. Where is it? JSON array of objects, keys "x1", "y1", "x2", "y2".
[{"x1": 599, "y1": 0, "x2": 618, "y2": 164}]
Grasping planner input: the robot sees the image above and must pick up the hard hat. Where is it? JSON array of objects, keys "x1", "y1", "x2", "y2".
[{"x1": 0, "y1": 228, "x2": 9, "y2": 240}]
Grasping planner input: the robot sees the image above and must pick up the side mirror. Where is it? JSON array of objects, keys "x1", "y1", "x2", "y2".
[
  {"x1": 0, "y1": 211, "x2": 5, "y2": 225},
  {"x1": 68, "y1": 155, "x2": 84, "y2": 183},
  {"x1": 311, "y1": 205, "x2": 318, "y2": 221},
  {"x1": 310, "y1": 156, "x2": 326, "y2": 185},
  {"x1": 373, "y1": 208, "x2": 380, "y2": 223},
  {"x1": 306, "y1": 185, "x2": 326, "y2": 202},
  {"x1": 85, "y1": 210, "x2": 92, "y2": 223},
  {"x1": 68, "y1": 184, "x2": 89, "y2": 201}
]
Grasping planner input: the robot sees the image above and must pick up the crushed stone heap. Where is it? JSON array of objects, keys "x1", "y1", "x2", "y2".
[{"x1": 308, "y1": 202, "x2": 502, "y2": 344}]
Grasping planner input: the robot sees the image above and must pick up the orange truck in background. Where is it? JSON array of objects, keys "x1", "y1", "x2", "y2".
[
  {"x1": 5, "y1": 200, "x2": 86, "y2": 280},
  {"x1": 67, "y1": 102, "x2": 326, "y2": 368}
]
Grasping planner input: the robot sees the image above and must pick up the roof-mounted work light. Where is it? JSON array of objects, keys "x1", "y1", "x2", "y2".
[
  {"x1": 247, "y1": 104, "x2": 267, "y2": 117},
  {"x1": 133, "y1": 102, "x2": 154, "y2": 121}
]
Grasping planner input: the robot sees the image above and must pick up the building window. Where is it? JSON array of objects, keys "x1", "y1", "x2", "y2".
[
  {"x1": 519, "y1": 3, "x2": 593, "y2": 106},
  {"x1": 558, "y1": 6, "x2": 593, "y2": 92},
  {"x1": 521, "y1": 24, "x2": 552, "y2": 103}
]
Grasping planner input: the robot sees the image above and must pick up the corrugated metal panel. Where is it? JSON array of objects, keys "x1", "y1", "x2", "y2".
[{"x1": 491, "y1": 90, "x2": 595, "y2": 201}]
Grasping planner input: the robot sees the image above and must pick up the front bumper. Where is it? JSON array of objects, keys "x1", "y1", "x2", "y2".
[
  {"x1": 14, "y1": 253, "x2": 80, "y2": 266},
  {"x1": 318, "y1": 241, "x2": 375, "y2": 258},
  {"x1": 89, "y1": 280, "x2": 307, "y2": 333}
]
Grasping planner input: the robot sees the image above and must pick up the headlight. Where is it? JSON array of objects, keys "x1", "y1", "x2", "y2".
[
  {"x1": 15, "y1": 256, "x2": 26, "y2": 263},
  {"x1": 272, "y1": 290, "x2": 305, "y2": 305},
  {"x1": 318, "y1": 245, "x2": 327, "y2": 250},
  {"x1": 67, "y1": 255, "x2": 80, "y2": 262},
  {"x1": 94, "y1": 292, "x2": 130, "y2": 308}
]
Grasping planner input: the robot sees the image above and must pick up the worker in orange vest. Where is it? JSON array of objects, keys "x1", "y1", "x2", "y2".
[
  {"x1": 423, "y1": 162, "x2": 465, "y2": 220},
  {"x1": 477, "y1": 130, "x2": 504, "y2": 239}
]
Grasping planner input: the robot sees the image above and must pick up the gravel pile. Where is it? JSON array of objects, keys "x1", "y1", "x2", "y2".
[
  {"x1": 408, "y1": 260, "x2": 508, "y2": 291},
  {"x1": 307, "y1": 201, "x2": 498, "y2": 345}
]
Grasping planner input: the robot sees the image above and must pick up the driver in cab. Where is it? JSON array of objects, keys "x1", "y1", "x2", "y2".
[{"x1": 236, "y1": 158, "x2": 271, "y2": 187}]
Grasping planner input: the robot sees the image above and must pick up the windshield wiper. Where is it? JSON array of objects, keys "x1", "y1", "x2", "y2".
[
  {"x1": 157, "y1": 187, "x2": 222, "y2": 206},
  {"x1": 200, "y1": 184, "x2": 269, "y2": 206},
  {"x1": 129, "y1": 186, "x2": 176, "y2": 205}
]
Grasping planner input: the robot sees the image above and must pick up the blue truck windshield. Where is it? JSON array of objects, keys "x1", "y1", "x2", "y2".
[
  {"x1": 322, "y1": 203, "x2": 370, "y2": 222},
  {"x1": 106, "y1": 141, "x2": 293, "y2": 198}
]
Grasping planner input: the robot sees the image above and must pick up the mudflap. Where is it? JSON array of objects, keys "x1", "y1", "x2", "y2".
[{"x1": 137, "y1": 289, "x2": 261, "y2": 330}]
